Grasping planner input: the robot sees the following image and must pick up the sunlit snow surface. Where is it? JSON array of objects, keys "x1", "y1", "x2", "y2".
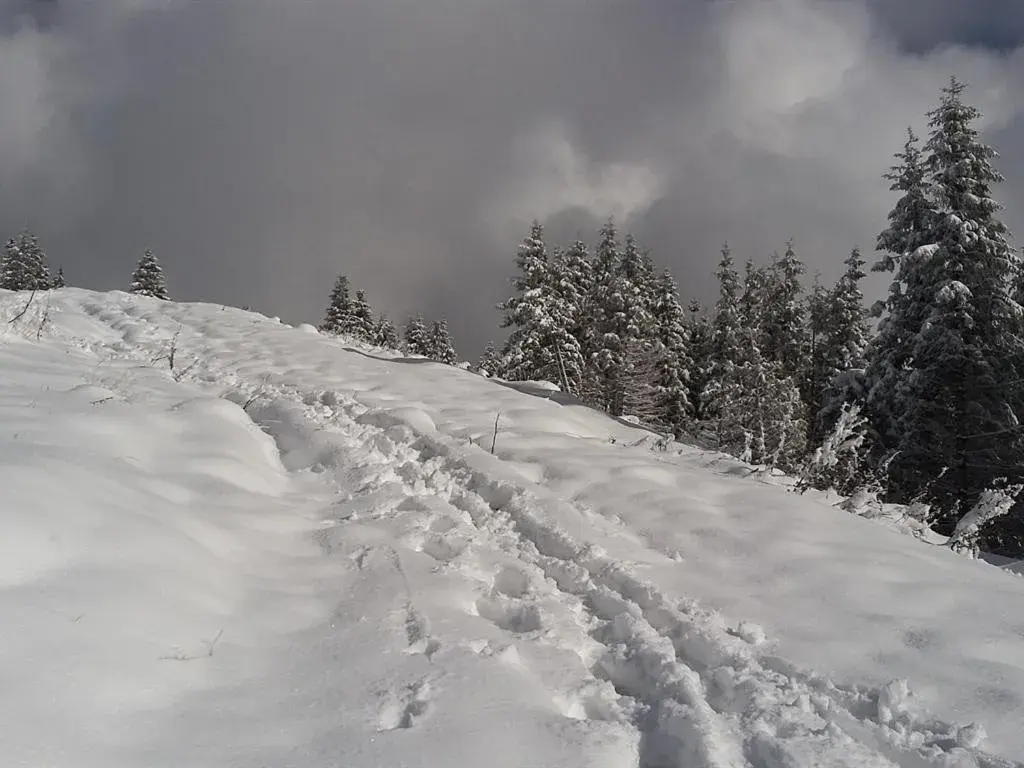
[{"x1": 2, "y1": 288, "x2": 1024, "y2": 768}]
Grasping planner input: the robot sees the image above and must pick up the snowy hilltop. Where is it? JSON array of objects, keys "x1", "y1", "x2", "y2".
[{"x1": 2, "y1": 287, "x2": 1024, "y2": 768}]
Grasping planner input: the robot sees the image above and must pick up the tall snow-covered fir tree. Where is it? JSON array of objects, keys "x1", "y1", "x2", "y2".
[
  {"x1": 477, "y1": 341, "x2": 501, "y2": 377},
  {"x1": 499, "y1": 222, "x2": 584, "y2": 393},
  {"x1": 351, "y1": 289, "x2": 376, "y2": 342},
  {"x1": 551, "y1": 239, "x2": 592, "y2": 387},
  {"x1": 372, "y1": 315, "x2": 400, "y2": 350},
  {"x1": 429, "y1": 319, "x2": 458, "y2": 365},
  {"x1": 816, "y1": 248, "x2": 872, "y2": 438},
  {"x1": 762, "y1": 240, "x2": 808, "y2": 382},
  {"x1": 872, "y1": 78, "x2": 1024, "y2": 535},
  {"x1": 1, "y1": 230, "x2": 52, "y2": 291},
  {"x1": 702, "y1": 244, "x2": 744, "y2": 424},
  {"x1": 865, "y1": 127, "x2": 938, "y2": 450},
  {"x1": 320, "y1": 274, "x2": 354, "y2": 334},
  {"x1": 650, "y1": 269, "x2": 693, "y2": 435},
  {"x1": 403, "y1": 315, "x2": 431, "y2": 357},
  {"x1": 717, "y1": 327, "x2": 806, "y2": 470},
  {"x1": 585, "y1": 219, "x2": 625, "y2": 410},
  {"x1": 129, "y1": 249, "x2": 169, "y2": 300},
  {"x1": 605, "y1": 233, "x2": 658, "y2": 415},
  {"x1": 686, "y1": 300, "x2": 714, "y2": 422}
]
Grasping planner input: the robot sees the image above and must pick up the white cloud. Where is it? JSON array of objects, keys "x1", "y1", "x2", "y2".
[{"x1": 488, "y1": 119, "x2": 665, "y2": 236}]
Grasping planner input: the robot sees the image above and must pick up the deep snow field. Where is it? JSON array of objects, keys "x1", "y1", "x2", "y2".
[{"x1": 2, "y1": 287, "x2": 1024, "y2": 768}]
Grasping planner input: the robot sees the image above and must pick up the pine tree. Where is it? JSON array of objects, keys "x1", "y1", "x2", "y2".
[
  {"x1": 1, "y1": 230, "x2": 51, "y2": 291},
  {"x1": 686, "y1": 300, "x2": 714, "y2": 422},
  {"x1": 878, "y1": 78, "x2": 1024, "y2": 532},
  {"x1": 351, "y1": 289, "x2": 376, "y2": 342},
  {"x1": 762, "y1": 239, "x2": 807, "y2": 381},
  {"x1": 51, "y1": 267, "x2": 65, "y2": 289},
  {"x1": 875, "y1": 127, "x2": 934, "y2": 274},
  {"x1": 499, "y1": 222, "x2": 584, "y2": 392},
  {"x1": 806, "y1": 276, "x2": 833, "y2": 441},
  {"x1": 372, "y1": 315, "x2": 400, "y2": 350},
  {"x1": 717, "y1": 327, "x2": 807, "y2": 469},
  {"x1": 585, "y1": 219, "x2": 625, "y2": 410},
  {"x1": 429, "y1": 319, "x2": 458, "y2": 365},
  {"x1": 477, "y1": 341, "x2": 501, "y2": 377},
  {"x1": 739, "y1": 259, "x2": 770, "y2": 338},
  {"x1": 650, "y1": 269, "x2": 693, "y2": 435},
  {"x1": 320, "y1": 274, "x2": 354, "y2": 334},
  {"x1": 403, "y1": 314, "x2": 431, "y2": 356},
  {"x1": 129, "y1": 249, "x2": 169, "y2": 300},
  {"x1": 866, "y1": 127, "x2": 939, "y2": 449},
  {"x1": 702, "y1": 243, "x2": 744, "y2": 425}
]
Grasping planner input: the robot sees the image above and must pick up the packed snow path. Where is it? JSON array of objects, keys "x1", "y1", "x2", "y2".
[{"x1": 3, "y1": 290, "x2": 1024, "y2": 768}]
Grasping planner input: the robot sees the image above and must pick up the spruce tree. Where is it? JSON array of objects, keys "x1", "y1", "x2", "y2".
[
  {"x1": 1, "y1": 230, "x2": 51, "y2": 291},
  {"x1": 429, "y1": 319, "x2": 458, "y2": 365},
  {"x1": 717, "y1": 327, "x2": 806, "y2": 469},
  {"x1": 477, "y1": 341, "x2": 501, "y2": 377},
  {"x1": 373, "y1": 315, "x2": 400, "y2": 350},
  {"x1": 320, "y1": 274, "x2": 354, "y2": 334},
  {"x1": 702, "y1": 243, "x2": 744, "y2": 425},
  {"x1": 586, "y1": 219, "x2": 624, "y2": 410},
  {"x1": 129, "y1": 249, "x2": 169, "y2": 300},
  {"x1": 686, "y1": 300, "x2": 714, "y2": 422},
  {"x1": 352, "y1": 289, "x2": 376, "y2": 342},
  {"x1": 814, "y1": 249, "x2": 872, "y2": 436},
  {"x1": 866, "y1": 127, "x2": 939, "y2": 449},
  {"x1": 51, "y1": 267, "x2": 65, "y2": 289},
  {"x1": 499, "y1": 222, "x2": 584, "y2": 392},
  {"x1": 762, "y1": 239, "x2": 807, "y2": 381},
  {"x1": 650, "y1": 269, "x2": 693, "y2": 435},
  {"x1": 878, "y1": 78, "x2": 1024, "y2": 532},
  {"x1": 403, "y1": 315, "x2": 431, "y2": 356}
]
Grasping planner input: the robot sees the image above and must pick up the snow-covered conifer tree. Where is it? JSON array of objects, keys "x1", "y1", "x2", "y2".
[
  {"x1": 686, "y1": 300, "x2": 713, "y2": 422},
  {"x1": 1, "y1": 230, "x2": 52, "y2": 291},
  {"x1": 701, "y1": 244, "x2": 743, "y2": 423},
  {"x1": 717, "y1": 328, "x2": 806, "y2": 469},
  {"x1": 352, "y1": 289, "x2": 376, "y2": 342},
  {"x1": 762, "y1": 239, "x2": 807, "y2": 381},
  {"x1": 320, "y1": 274, "x2": 354, "y2": 334},
  {"x1": 650, "y1": 269, "x2": 693, "y2": 435},
  {"x1": 477, "y1": 341, "x2": 501, "y2": 377},
  {"x1": 129, "y1": 249, "x2": 169, "y2": 300},
  {"x1": 403, "y1": 314, "x2": 431, "y2": 356},
  {"x1": 865, "y1": 127, "x2": 938, "y2": 450},
  {"x1": 499, "y1": 222, "x2": 584, "y2": 392},
  {"x1": 51, "y1": 267, "x2": 66, "y2": 289},
  {"x1": 429, "y1": 319, "x2": 458, "y2": 365},
  {"x1": 817, "y1": 248, "x2": 872, "y2": 437},
  {"x1": 373, "y1": 315, "x2": 400, "y2": 350},
  {"x1": 877, "y1": 78, "x2": 1024, "y2": 532}
]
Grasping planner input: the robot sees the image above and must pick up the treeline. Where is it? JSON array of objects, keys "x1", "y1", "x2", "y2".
[
  {"x1": 0, "y1": 230, "x2": 169, "y2": 300},
  {"x1": 492, "y1": 77, "x2": 1024, "y2": 556},
  {"x1": 316, "y1": 274, "x2": 458, "y2": 364}
]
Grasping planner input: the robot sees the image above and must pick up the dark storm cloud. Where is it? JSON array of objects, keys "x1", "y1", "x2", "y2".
[{"x1": 2, "y1": 0, "x2": 1024, "y2": 355}]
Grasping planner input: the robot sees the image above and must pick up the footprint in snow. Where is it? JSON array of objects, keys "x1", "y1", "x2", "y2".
[{"x1": 376, "y1": 677, "x2": 435, "y2": 731}]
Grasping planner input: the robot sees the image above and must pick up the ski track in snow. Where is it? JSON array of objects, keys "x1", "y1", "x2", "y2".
[{"x1": 29, "y1": 295, "x2": 1024, "y2": 768}]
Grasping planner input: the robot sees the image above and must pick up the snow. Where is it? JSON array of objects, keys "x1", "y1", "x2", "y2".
[{"x1": 3, "y1": 287, "x2": 1024, "y2": 768}]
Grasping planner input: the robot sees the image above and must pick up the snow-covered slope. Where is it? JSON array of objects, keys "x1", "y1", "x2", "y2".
[{"x1": 3, "y1": 288, "x2": 1024, "y2": 768}]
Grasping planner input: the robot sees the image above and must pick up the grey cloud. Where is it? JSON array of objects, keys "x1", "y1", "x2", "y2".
[{"x1": 2, "y1": 0, "x2": 1024, "y2": 357}]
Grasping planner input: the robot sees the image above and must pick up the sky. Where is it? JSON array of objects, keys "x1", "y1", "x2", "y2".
[{"x1": 2, "y1": 0, "x2": 1024, "y2": 356}]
